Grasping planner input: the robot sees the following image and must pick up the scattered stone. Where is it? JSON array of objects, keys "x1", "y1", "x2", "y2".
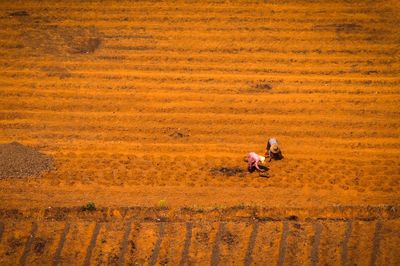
[{"x1": 0, "y1": 142, "x2": 54, "y2": 178}]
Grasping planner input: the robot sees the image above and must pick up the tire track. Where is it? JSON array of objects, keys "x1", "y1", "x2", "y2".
[
  {"x1": 244, "y1": 222, "x2": 259, "y2": 266},
  {"x1": 52, "y1": 222, "x2": 70, "y2": 266},
  {"x1": 118, "y1": 221, "x2": 132, "y2": 266},
  {"x1": 310, "y1": 222, "x2": 323, "y2": 266},
  {"x1": 179, "y1": 222, "x2": 193, "y2": 266},
  {"x1": 83, "y1": 222, "x2": 101, "y2": 266},
  {"x1": 211, "y1": 222, "x2": 225, "y2": 266},
  {"x1": 277, "y1": 221, "x2": 289, "y2": 266},
  {"x1": 341, "y1": 220, "x2": 353, "y2": 266},
  {"x1": 0, "y1": 222, "x2": 4, "y2": 243},
  {"x1": 148, "y1": 222, "x2": 165, "y2": 266},
  {"x1": 19, "y1": 222, "x2": 38, "y2": 266},
  {"x1": 369, "y1": 221, "x2": 382, "y2": 266}
]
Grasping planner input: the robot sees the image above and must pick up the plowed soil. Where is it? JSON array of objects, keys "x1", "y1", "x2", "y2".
[{"x1": 0, "y1": 0, "x2": 400, "y2": 264}]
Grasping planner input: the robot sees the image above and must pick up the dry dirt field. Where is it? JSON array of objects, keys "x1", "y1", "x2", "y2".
[{"x1": 0, "y1": 0, "x2": 400, "y2": 265}]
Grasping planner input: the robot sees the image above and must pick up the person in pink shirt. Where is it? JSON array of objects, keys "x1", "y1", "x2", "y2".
[{"x1": 246, "y1": 152, "x2": 266, "y2": 173}]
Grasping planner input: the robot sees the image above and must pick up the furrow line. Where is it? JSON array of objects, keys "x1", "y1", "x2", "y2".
[
  {"x1": 4, "y1": 19, "x2": 394, "y2": 33},
  {"x1": 310, "y1": 222, "x2": 323, "y2": 266},
  {"x1": 2, "y1": 83, "x2": 400, "y2": 96},
  {"x1": 5, "y1": 122, "x2": 398, "y2": 136},
  {"x1": 244, "y1": 222, "x2": 259, "y2": 266},
  {"x1": 67, "y1": 44, "x2": 400, "y2": 56},
  {"x1": 83, "y1": 223, "x2": 102, "y2": 266},
  {"x1": 0, "y1": 3, "x2": 394, "y2": 13},
  {"x1": 179, "y1": 222, "x2": 193, "y2": 266},
  {"x1": 0, "y1": 222, "x2": 4, "y2": 243},
  {"x1": 52, "y1": 222, "x2": 70, "y2": 266},
  {"x1": 19, "y1": 222, "x2": 38, "y2": 266},
  {"x1": 1, "y1": 75, "x2": 399, "y2": 91},
  {"x1": 341, "y1": 221, "x2": 353, "y2": 266},
  {"x1": 2, "y1": 63, "x2": 396, "y2": 77},
  {"x1": 211, "y1": 223, "x2": 225, "y2": 266},
  {"x1": 148, "y1": 222, "x2": 165, "y2": 266},
  {"x1": 369, "y1": 221, "x2": 382, "y2": 266},
  {"x1": 0, "y1": 56, "x2": 397, "y2": 67},
  {"x1": 2, "y1": 72, "x2": 399, "y2": 84},
  {"x1": 118, "y1": 221, "x2": 132, "y2": 266},
  {"x1": 1, "y1": 13, "x2": 396, "y2": 24},
  {"x1": 277, "y1": 221, "x2": 289, "y2": 266},
  {"x1": 2, "y1": 91, "x2": 399, "y2": 106},
  {"x1": 1, "y1": 109, "x2": 399, "y2": 123}
]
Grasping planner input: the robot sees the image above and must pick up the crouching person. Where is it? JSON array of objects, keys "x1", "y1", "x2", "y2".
[
  {"x1": 246, "y1": 152, "x2": 266, "y2": 173},
  {"x1": 266, "y1": 137, "x2": 283, "y2": 161}
]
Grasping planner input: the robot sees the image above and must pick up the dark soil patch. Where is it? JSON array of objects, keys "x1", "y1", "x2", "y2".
[
  {"x1": 246, "y1": 79, "x2": 273, "y2": 93},
  {"x1": 169, "y1": 131, "x2": 189, "y2": 139},
  {"x1": 195, "y1": 231, "x2": 209, "y2": 243},
  {"x1": 6, "y1": 237, "x2": 24, "y2": 255},
  {"x1": 162, "y1": 127, "x2": 190, "y2": 139},
  {"x1": 287, "y1": 215, "x2": 299, "y2": 221},
  {"x1": 41, "y1": 66, "x2": 71, "y2": 79},
  {"x1": 253, "y1": 82, "x2": 272, "y2": 91},
  {"x1": 222, "y1": 230, "x2": 239, "y2": 247},
  {"x1": 70, "y1": 37, "x2": 102, "y2": 54},
  {"x1": 334, "y1": 23, "x2": 362, "y2": 33},
  {"x1": 16, "y1": 23, "x2": 103, "y2": 57},
  {"x1": 9, "y1": 10, "x2": 30, "y2": 17},
  {"x1": 313, "y1": 23, "x2": 362, "y2": 33},
  {"x1": 210, "y1": 167, "x2": 245, "y2": 177},
  {"x1": 107, "y1": 253, "x2": 119, "y2": 265},
  {"x1": 62, "y1": 26, "x2": 103, "y2": 54},
  {"x1": 33, "y1": 238, "x2": 46, "y2": 254},
  {"x1": 0, "y1": 142, "x2": 54, "y2": 178}
]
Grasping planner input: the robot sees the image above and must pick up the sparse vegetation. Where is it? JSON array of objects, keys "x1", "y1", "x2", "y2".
[{"x1": 158, "y1": 199, "x2": 168, "y2": 209}]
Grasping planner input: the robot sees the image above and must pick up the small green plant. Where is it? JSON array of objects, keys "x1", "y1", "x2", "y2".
[
  {"x1": 158, "y1": 199, "x2": 168, "y2": 209},
  {"x1": 82, "y1": 202, "x2": 96, "y2": 211}
]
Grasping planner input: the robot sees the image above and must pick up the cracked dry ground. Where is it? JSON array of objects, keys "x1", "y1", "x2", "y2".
[{"x1": 0, "y1": 0, "x2": 399, "y2": 264}]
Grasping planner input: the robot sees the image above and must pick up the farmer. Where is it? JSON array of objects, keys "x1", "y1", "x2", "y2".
[
  {"x1": 246, "y1": 152, "x2": 266, "y2": 173},
  {"x1": 265, "y1": 137, "x2": 283, "y2": 161}
]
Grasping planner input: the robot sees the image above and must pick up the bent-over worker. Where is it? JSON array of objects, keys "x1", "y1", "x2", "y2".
[
  {"x1": 247, "y1": 152, "x2": 266, "y2": 173},
  {"x1": 266, "y1": 137, "x2": 283, "y2": 161}
]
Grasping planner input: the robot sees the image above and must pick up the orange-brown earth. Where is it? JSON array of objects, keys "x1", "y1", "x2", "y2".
[{"x1": 1, "y1": 0, "x2": 400, "y2": 264}]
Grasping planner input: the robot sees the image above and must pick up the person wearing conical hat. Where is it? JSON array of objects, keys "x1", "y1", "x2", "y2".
[
  {"x1": 265, "y1": 138, "x2": 283, "y2": 161},
  {"x1": 246, "y1": 152, "x2": 266, "y2": 173}
]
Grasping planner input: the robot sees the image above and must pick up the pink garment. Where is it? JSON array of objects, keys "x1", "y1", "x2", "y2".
[{"x1": 247, "y1": 152, "x2": 261, "y2": 171}]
